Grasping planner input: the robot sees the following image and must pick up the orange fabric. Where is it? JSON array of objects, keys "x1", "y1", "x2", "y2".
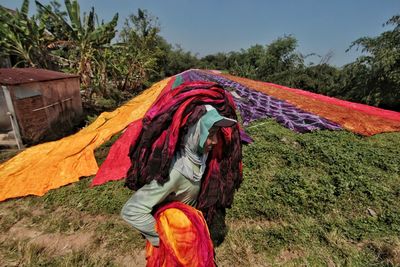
[
  {"x1": 0, "y1": 78, "x2": 170, "y2": 202},
  {"x1": 146, "y1": 202, "x2": 215, "y2": 267},
  {"x1": 221, "y1": 73, "x2": 400, "y2": 136},
  {"x1": 260, "y1": 81, "x2": 400, "y2": 122}
]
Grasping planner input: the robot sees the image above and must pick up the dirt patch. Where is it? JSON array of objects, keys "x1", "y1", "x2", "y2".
[
  {"x1": 0, "y1": 203, "x2": 148, "y2": 265},
  {"x1": 275, "y1": 248, "x2": 305, "y2": 265},
  {"x1": 31, "y1": 207, "x2": 46, "y2": 217},
  {"x1": 115, "y1": 250, "x2": 147, "y2": 267},
  {"x1": 52, "y1": 206, "x2": 113, "y2": 223},
  {"x1": 7, "y1": 223, "x2": 93, "y2": 256},
  {"x1": 357, "y1": 240, "x2": 400, "y2": 266},
  {"x1": 8, "y1": 224, "x2": 42, "y2": 240},
  {"x1": 327, "y1": 257, "x2": 337, "y2": 267}
]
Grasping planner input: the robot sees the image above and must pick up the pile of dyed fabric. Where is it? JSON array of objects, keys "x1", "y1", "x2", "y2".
[
  {"x1": 146, "y1": 202, "x2": 215, "y2": 267},
  {"x1": 1, "y1": 69, "x2": 399, "y2": 202},
  {"x1": 120, "y1": 81, "x2": 243, "y2": 222}
]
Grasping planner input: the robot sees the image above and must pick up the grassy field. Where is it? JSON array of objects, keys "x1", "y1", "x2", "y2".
[{"x1": 0, "y1": 118, "x2": 399, "y2": 266}]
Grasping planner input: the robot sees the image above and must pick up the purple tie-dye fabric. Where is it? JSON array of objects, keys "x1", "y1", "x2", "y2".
[{"x1": 177, "y1": 69, "x2": 341, "y2": 133}]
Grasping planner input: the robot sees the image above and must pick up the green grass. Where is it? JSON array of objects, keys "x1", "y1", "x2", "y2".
[
  {"x1": 1, "y1": 118, "x2": 399, "y2": 266},
  {"x1": 228, "y1": 119, "x2": 400, "y2": 266},
  {"x1": 0, "y1": 149, "x2": 20, "y2": 164}
]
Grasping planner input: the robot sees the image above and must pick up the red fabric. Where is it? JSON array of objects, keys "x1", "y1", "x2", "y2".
[
  {"x1": 154, "y1": 75, "x2": 177, "y2": 102},
  {"x1": 91, "y1": 77, "x2": 178, "y2": 187},
  {"x1": 146, "y1": 202, "x2": 215, "y2": 267},
  {"x1": 91, "y1": 120, "x2": 143, "y2": 186}
]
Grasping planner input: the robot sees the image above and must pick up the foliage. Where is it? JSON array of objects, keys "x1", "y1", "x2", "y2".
[
  {"x1": 197, "y1": 15, "x2": 400, "y2": 110},
  {"x1": 0, "y1": 1, "x2": 399, "y2": 112},
  {"x1": 197, "y1": 35, "x2": 342, "y2": 97},
  {"x1": 161, "y1": 44, "x2": 200, "y2": 77},
  {"x1": 107, "y1": 9, "x2": 160, "y2": 92},
  {"x1": 198, "y1": 52, "x2": 229, "y2": 70},
  {"x1": 229, "y1": 119, "x2": 400, "y2": 265},
  {"x1": 35, "y1": 0, "x2": 119, "y2": 92},
  {"x1": 199, "y1": 35, "x2": 304, "y2": 81},
  {"x1": 269, "y1": 63, "x2": 341, "y2": 94},
  {"x1": 257, "y1": 35, "x2": 304, "y2": 79},
  {"x1": 337, "y1": 15, "x2": 400, "y2": 110},
  {"x1": 0, "y1": 0, "x2": 51, "y2": 67}
]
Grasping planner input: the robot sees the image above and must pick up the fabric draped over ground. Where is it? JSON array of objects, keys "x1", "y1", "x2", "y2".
[
  {"x1": 185, "y1": 70, "x2": 342, "y2": 132},
  {"x1": 183, "y1": 70, "x2": 400, "y2": 135},
  {"x1": 0, "y1": 79, "x2": 170, "y2": 202},
  {"x1": 218, "y1": 72, "x2": 400, "y2": 135},
  {"x1": 145, "y1": 202, "x2": 215, "y2": 267},
  {"x1": 1, "y1": 69, "x2": 400, "y2": 202}
]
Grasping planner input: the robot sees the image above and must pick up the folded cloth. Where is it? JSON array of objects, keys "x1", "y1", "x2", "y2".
[
  {"x1": 125, "y1": 81, "x2": 243, "y2": 223},
  {"x1": 146, "y1": 202, "x2": 215, "y2": 267}
]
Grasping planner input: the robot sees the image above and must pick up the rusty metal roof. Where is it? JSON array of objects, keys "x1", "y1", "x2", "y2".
[{"x1": 0, "y1": 68, "x2": 79, "y2": 86}]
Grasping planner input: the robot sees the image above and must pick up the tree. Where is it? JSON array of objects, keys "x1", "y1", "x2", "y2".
[
  {"x1": 256, "y1": 35, "x2": 304, "y2": 81},
  {"x1": 161, "y1": 44, "x2": 199, "y2": 77},
  {"x1": 109, "y1": 9, "x2": 161, "y2": 92},
  {"x1": 341, "y1": 15, "x2": 400, "y2": 110},
  {"x1": 35, "y1": 0, "x2": 118, "y2": 92},
  {"x1": 199, "y1": 53, "x2": 228, "y2": 70}
]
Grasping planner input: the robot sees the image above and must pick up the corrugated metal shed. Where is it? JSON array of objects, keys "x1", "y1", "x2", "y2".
[{"x1": 0, "y1": 68, "x2": 79, "y2": 86}]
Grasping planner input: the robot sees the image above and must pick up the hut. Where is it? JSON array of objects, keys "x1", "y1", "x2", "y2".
[{"x1": 0, "y1": 68, "x2": 82, "y2": 147}]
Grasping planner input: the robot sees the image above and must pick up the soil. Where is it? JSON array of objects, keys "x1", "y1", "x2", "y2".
[{"x1": 0, "y1": 203, "x2": 147, "y2": 266}]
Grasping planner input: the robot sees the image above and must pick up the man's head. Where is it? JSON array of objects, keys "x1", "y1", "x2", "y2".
[
  {"x1": 203, "y1": 126, "x2": 219, "y2": 153},
  {"x1": 199, "y1": 105, "x2": 237, "y2": 153}
]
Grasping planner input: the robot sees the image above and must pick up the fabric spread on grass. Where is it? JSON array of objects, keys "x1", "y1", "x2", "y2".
[
  {"x1": 0, "y1": 78, "x2": 170, "y2": 202},
  {"x1": 93, "y1": 75, "x2": 182, "y2": 187},
  {"x1": 185, "y1": 70, "x2": 342, "y2": 132},
  {"x1": 145, "y1": 202, "x2": 215, "y2": 267},
  {"x1": 94, "y1": 81, "x2": 243, "y2": 222},
  {"x1": 218, "y1": 72, "x2": 400, "y2": 136},
  {"x1": 2, "y1": 69, "x2": 400, "y2": 202}
]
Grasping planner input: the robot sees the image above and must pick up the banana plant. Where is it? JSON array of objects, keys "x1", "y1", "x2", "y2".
[
  {"x1": 0, "y1": 0, "x2": 50, "y2": 67},
  {"x1": 35, "y1": 0, "x2": 118, "y2": 91}
]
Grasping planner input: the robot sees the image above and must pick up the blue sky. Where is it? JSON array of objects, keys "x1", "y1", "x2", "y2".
[{"x1": 1, "y1": 0, "x2": 399, "y2": 67}]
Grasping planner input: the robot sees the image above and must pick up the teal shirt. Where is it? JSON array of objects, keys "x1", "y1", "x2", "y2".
[{"x1": 121, "y1": 167, "x2": 201, "y2": 246}]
